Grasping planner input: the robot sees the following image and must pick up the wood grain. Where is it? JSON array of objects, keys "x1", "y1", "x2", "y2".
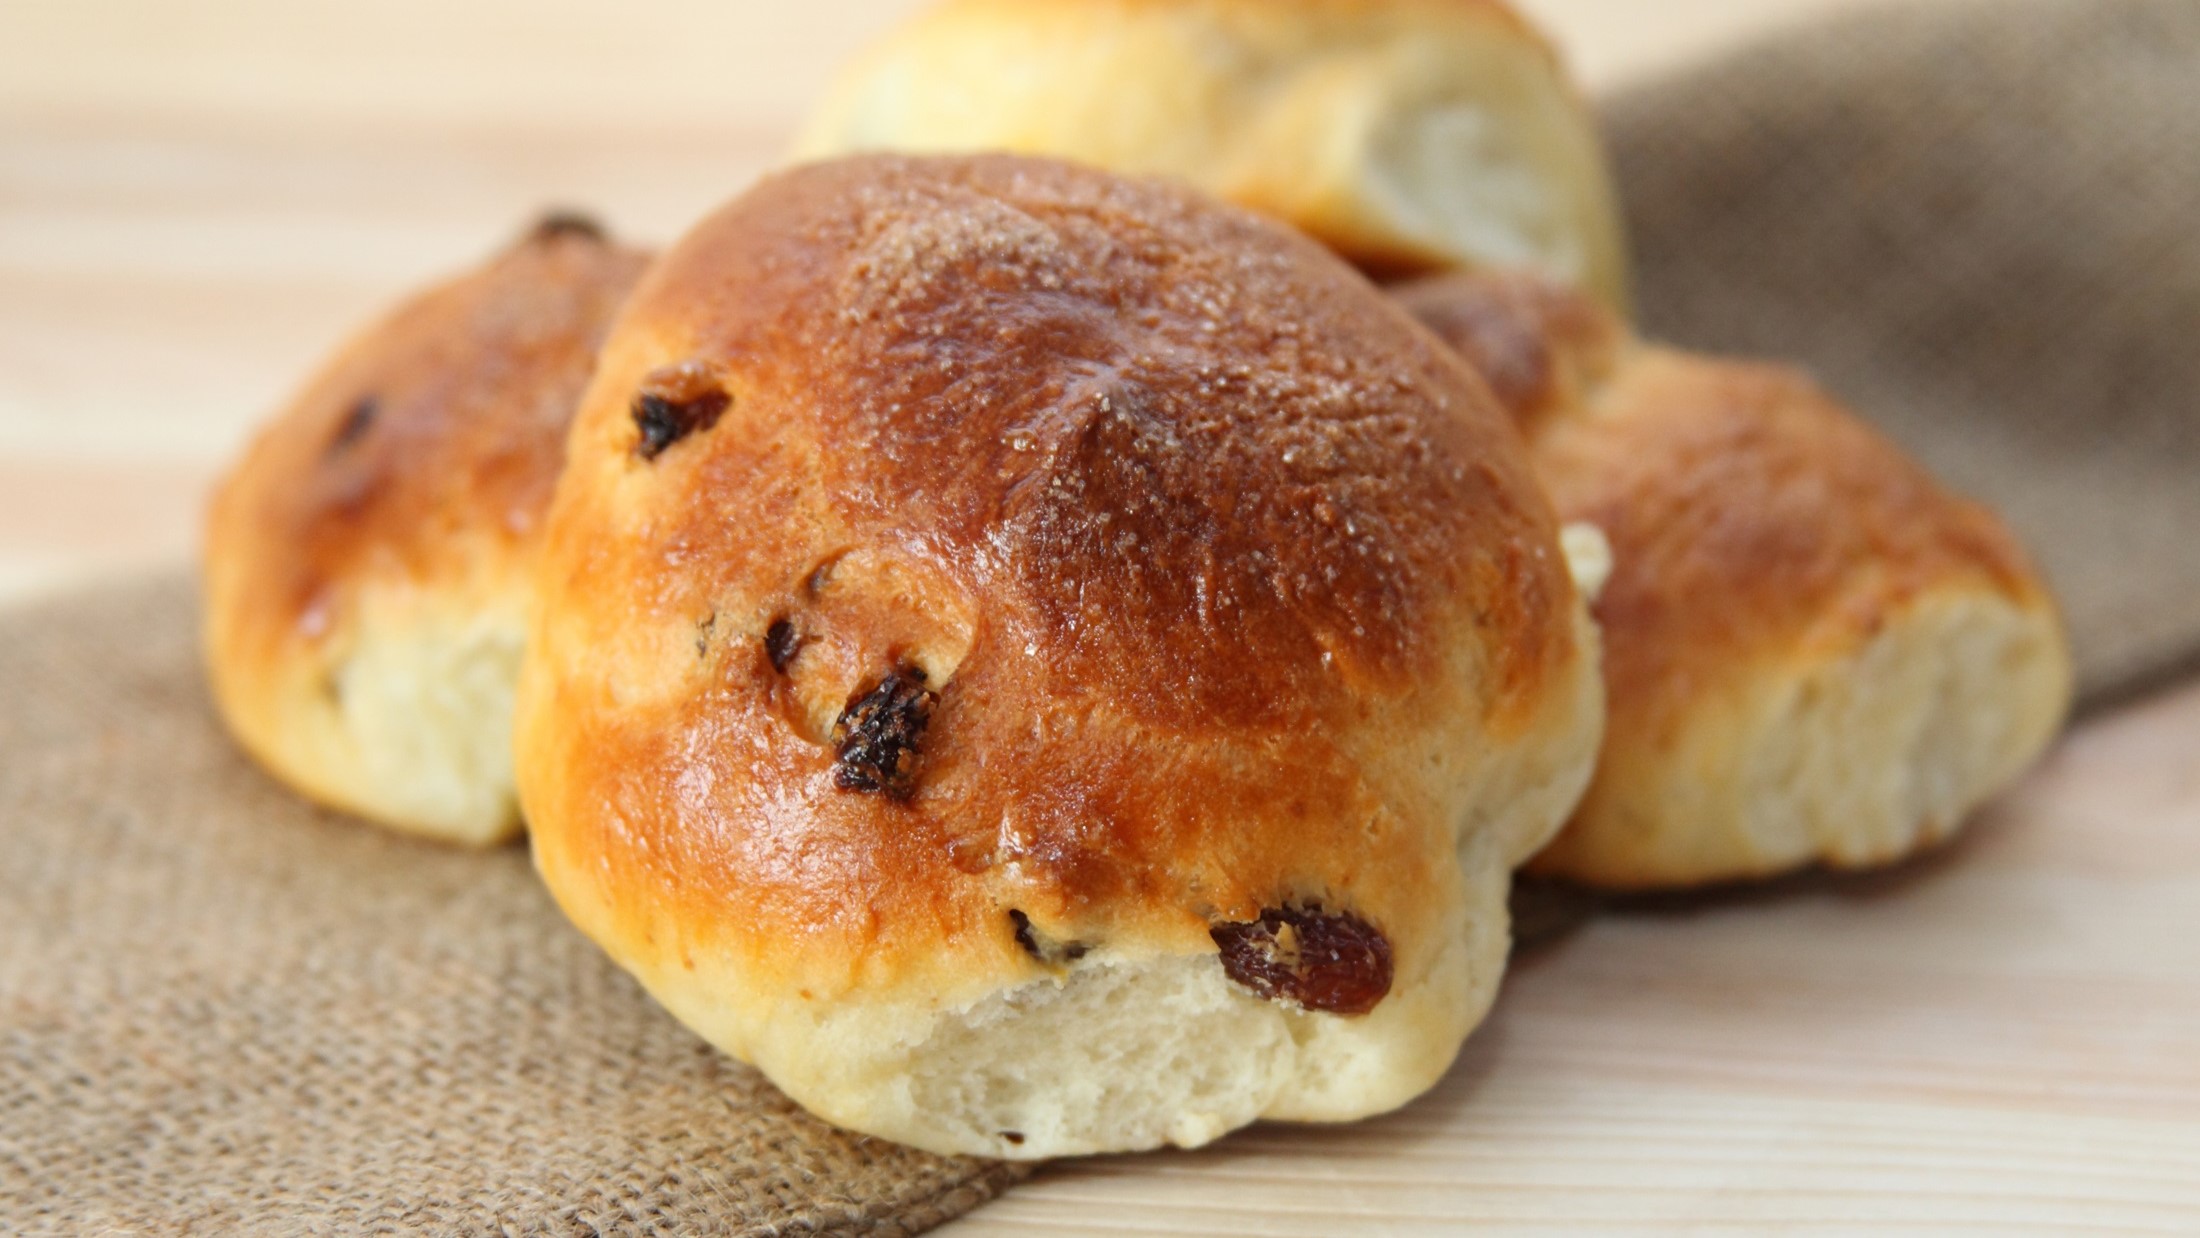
[{"x1": 5, "y1": 1, "x2": 2196, "y2": 1232}]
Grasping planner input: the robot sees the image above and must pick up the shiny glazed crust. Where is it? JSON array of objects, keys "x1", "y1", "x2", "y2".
[
  {"x1": 201, "y1": 220, "x2": 650, "y2": 843},
  {"x1": 1396, "y1": 272, "x2": 2073, "y2": 888},
  {"x1": 794, "y1": 0, "x2": 1630, "y2": 305},
  {"x1": 515, "y1": 155, "x2": 1605, "y2": 1156}
]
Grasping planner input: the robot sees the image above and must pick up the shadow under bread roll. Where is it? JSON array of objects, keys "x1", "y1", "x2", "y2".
[
  {"x1": 202, "y1": 216, "x2": 651, "y2": 845},
  {"x1": 1394, "y1": 271, "x2": 2073, "y2": 889},
  {"x1": 793, "y1": 0, "x2": 1628, "y2": 307},
  {"x1": 514, "y1": 154, "x2": 1607, "y2": 1158}
]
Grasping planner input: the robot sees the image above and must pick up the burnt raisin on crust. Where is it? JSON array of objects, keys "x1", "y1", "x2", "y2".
[
  {"x1": 530, "y1": 209, "x2": 607, "y2": 243},
  {"x1": 830, "y1": 667, "x2": 936, "y2": 799},
  {"x1": 631, "y1": 361, "x2": 731, "y2": 460},
  {"x1": 1008, "y1": 909, "x2": 1089, "y2": 965},
  {"x1": 1210, "y1": 905, "x2": 1393, "y2": 1015},
  {"x1": 327, "y1": 395, "x2": 377, "y2": 454},
  {"x1": 764, "y1": 618, "x2": 803, "y2": 674}
]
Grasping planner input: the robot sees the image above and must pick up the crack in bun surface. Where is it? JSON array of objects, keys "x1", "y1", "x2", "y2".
[
  {"x1": 515, "y1": 154, "x2": 1605, "y2": 1157},
  {"x1": 203, "y1": 218, "x2": 650, "y2": 844}
]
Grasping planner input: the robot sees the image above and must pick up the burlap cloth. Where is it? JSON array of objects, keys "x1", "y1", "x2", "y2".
[
  {"x1": 0, "y1": 577, "x2": 1025, "y2": 1235},
  {"x1": 1607, "y1": 0, "x2": 2200, "y2": 711},
  {"x1": 3, "y1": 1, "x2": 2194, "y2": 1233}
]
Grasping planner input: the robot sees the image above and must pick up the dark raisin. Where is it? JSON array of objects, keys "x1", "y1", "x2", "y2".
[
  {"x1": 1001, "y1": 1131, "x2": 1025, "y2": 1146},
  {"x1": 1210, "y1": 904, "x2": 1392, "y2": 1015},
  {"x1": 631, "y1": 361, "x2": 731, "y2": 460},
  {"x1": 830, "y1": 667, "x2": 936, "y2": 799},
  {"x1": 1008, "y1": 908, "x2": 1038, "y2": 955},
  {"x1": 328, "y1": 396, "x2": 377, "y2": 453},
  {"x1": 1008, "y1": 909, "x2": 1088, "y2": 965},
  {"x1": 764, "y1": 618, "x2": 803, "y2": 673},
  {"x1": 530, "y1": 209, "x2": 607, "y2": 243}
]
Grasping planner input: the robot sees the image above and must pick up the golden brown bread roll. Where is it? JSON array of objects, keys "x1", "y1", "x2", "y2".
[
  {"x1": 202, "y1": 217, "x2": 649, "y2": 844},
  {"x1": 793, "y1": 0, "x2": 1629, "y2": 305},
  {"x1": 514, "y1": 154, "x2": 1606, "y2": 1157},
  {"x1": 1394, "y1": 271, "x2": 2073, "y2": 888}
]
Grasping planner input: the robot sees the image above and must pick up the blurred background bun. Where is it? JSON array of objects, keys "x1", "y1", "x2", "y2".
[
  {"x1": 794, "y1": 0, "x2": 1630, "y2": 306},
  {"x1": 794, "y1": 0, "x2": 2072, "y2": 889}
]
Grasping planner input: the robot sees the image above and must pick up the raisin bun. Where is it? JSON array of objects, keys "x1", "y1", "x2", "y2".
[
  {"x1": 203, "y1": 216, "x2": 650, "y2": 845},
  {"x1": 793, "y1": 0, "x2": 1627, "y2": 305},
  {"x1": 514, "y1": 154, "x2": 1606, "y2": 1158},
  {"x1": 1394, "y1": 272, "x2": 2073, "y2": 889}
]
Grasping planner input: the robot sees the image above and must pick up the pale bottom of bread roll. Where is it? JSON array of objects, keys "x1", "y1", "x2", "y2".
[
  {"x1": 209, "y1": 589, "x2": 526, "y2": 847},
  {"x1": 1533, "y1": 589, "x2": 2068, "y2": 887},
  {"x1": 645, "y1": 855, "x2": 1503, "y2": 1156}
]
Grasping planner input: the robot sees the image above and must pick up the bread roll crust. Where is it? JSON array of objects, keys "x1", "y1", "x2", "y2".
[
  {"x1": 517, "y1": 155, "x2": 1604, "y2": 1155},
  {"x1": 1541, "y1": 351, "x2": 2042, "y2": 735},
  {"x1": 795, "y1": 0, "x2": 1629, "y2": 305},
  {"x1": 203, "y1": 221, "x2": 649, "y2": 843},
  {"x1": 1397, "y1": 272, "x2": 2072, "y2": 887},
  {"x1": 1392, "y1": 267, "x2": 1622, "y2": 431}
]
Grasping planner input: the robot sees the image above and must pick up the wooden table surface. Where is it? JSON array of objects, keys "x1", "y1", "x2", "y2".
[{"x1": 6, "y1": 1, "x2": 2196, "y2": 1233}]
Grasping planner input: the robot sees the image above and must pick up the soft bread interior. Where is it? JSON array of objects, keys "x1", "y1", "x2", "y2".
[
  {"x1": 1338, "y1": 31, "x2": 1624, "y2": 296},
  {"x1": 217, "y1": 591, "x2": 528, "y2": 847},
  {"x1": 1536, "y1": 588, "x2": 2070, "y2": 887}
]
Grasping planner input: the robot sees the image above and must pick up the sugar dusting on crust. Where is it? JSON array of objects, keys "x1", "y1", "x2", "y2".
[
  {"x1": 837, "y1": 182, "x2": 1070, "y2": 322},
  {"x1": 638, "y1": 155, "x2": 1568, "y2": 731}
]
